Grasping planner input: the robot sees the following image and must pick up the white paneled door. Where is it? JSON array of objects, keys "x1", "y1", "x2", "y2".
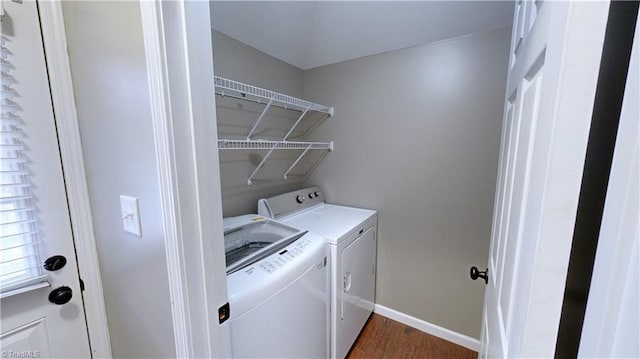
[
  {"x1": 1, "y1": 1, "x2": 91, "y2": 358},
  {"x1": 480, "y1": 1, "x2": 610, "y2": 358}
]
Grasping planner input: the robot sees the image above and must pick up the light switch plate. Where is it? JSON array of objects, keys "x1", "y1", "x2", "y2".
[{"x1": 120, "y1": 195, "x2": 142, "y2": 237}]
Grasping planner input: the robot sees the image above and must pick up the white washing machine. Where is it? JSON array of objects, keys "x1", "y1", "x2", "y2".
[
  {"x1": 258, "y1": 187, "x2": 378, "y2": 359},
  {"x1": 224, "y1": 214, "x2": 329, "y2": 358}
]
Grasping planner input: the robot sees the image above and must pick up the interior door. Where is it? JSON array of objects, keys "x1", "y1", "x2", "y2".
[
  {"x1": 480, "y1": 1, "x2": 611, "y2": 357},
  {"x1": 339, "y1": 226, "x2": 376, "y2": 355},
  {"x1": 0, "y1": 1, "x2": 91, "y2": 357}
]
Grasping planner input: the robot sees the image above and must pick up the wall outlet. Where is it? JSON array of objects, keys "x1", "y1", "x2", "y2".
[{"x1": 120, "y1": 195, "x2": 142, "y2": 237}]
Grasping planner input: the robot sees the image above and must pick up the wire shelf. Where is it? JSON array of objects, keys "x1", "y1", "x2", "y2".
[
  {"x1": 214, "y1": 76, "x2": 334, "y2": 185},
  {"x1": 218, "y1": 139, "x2": 333, "y2": 151},
  {"x1": 214, "y1": 76, "x2": 333, "y2": 116},
  {"x1": 218, "y1": 145, "x2": 330, "y2": 187},
  {"x1": 218, "y1": 139, "x2": 333, "y2": 185}
]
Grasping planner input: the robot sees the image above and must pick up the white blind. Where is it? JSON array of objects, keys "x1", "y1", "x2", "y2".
[{"x1": 0, "y1": 36, "x2": 45, "y2": 293}]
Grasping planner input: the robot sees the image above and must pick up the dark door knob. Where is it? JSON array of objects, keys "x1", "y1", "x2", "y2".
[
  {"x1": 470, "y1": 266, "x2": 488, "y2": 284},
  {"x1": 43, "y1": 255, "x2": 67, "y2": 271},
  {"x1": 49, "y1": 286, "x2": 73, "y2": 305}
]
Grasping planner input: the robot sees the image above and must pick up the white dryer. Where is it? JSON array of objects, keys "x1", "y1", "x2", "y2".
[
  {"x1": 224, "y1": 215, "x2": 329, "y2": 358},
  {"x1": 259, "y1": 187, "x2": 378, "y2": 359}
]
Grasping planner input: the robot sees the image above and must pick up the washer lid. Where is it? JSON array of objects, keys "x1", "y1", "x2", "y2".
[
  {"x1": 223, "y1": 214, "x2": 268, "y2": 231},
  {"x1": 223, "y1": 214, "x2": 305, "y2": 274},
  {"x1": 281, "y1": 204, "x2": 376, "y2": 244}
]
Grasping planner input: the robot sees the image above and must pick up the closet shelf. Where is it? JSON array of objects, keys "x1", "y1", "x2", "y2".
[
  {"x1": 218, "y1": 139, "x2": 334, "y2": 151},
  {"x1": 218, "y1": 139, "x2": 334, "y2": 185},
  {"x1": 214, "y1": 76, "x2": 334, "y2": 116},
  {"x1": 214, "y1": 76, "x2": 334, "y2": 185}
]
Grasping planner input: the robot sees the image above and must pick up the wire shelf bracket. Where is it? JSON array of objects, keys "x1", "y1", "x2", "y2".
[
  {"x1": 247, "y1": 143, "x2": 278, "y2": 185},
  {"x1": 284, "y1": 144, "x2": 313, "y2": 180},
  {"x1": 246, "y1": 96, "x2": 274, "y2": 140},
  {"x1": 283, "y1": 105, "x2": 310, "y2": 141}
]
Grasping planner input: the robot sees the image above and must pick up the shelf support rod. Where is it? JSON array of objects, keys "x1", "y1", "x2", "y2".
[
  {"x1": 247, "y1": 96, "x2": 274, "y2": 140},
  {"x1": 283, "y1": 105, "x2": 310, "y2": 141},
  {"x1": 283, "y1": 144, "x2": 313, "y2": 180},
  {"x1": 247, "y1": 142, "x2": 279, "y2": 185}
]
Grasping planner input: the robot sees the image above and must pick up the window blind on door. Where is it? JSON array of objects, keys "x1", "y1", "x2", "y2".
[{"x1": 0, "y1": 36, "x2": 46, "y2": 294}]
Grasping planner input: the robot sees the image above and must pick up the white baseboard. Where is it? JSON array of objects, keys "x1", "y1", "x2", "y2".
[{"x1": 373, "y1": 304, "x2": 481, "y2": 352}]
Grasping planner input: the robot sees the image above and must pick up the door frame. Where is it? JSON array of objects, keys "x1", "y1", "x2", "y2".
[
  {"x1": 29, "y1": 1, "x2": 315, "y2": 356},
  {"x1": 139, "y1": 1, "x2": 232, "y2": 357},
  {"x1": 37, "y1": 1, "x2": 112, "y2": 357},
  {"x1": 36, "y1": 1, "x2": 232, "y2": 357}
]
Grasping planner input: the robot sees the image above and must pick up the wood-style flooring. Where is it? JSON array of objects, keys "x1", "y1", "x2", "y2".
[{"x1": 346, "y1": 314, "x2": 478, "y2": 359}]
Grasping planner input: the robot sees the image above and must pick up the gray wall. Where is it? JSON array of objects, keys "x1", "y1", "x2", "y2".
[
  {"x1": 303, "y1": 28, "x2": 510, "y2": 338},
  {"x1": 212, "y1": 31, "x2": 311, "y2": 216},
  {"x1": 213, "y1": 31, "x2": 303, "y2": 97},
  {"x1": 62, "y1": 2, "x2": 176, "y2": 357}
]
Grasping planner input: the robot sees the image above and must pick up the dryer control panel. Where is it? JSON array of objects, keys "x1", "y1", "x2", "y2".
[{"x1": 258, "y1": 186, "x2": 325, "y2": 219}]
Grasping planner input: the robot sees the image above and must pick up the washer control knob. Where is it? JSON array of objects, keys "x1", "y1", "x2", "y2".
[
  {"x1": 314, "y1": 191, "x2": 320, "y2": 197},
  {"x1": 308, "y1": 193, "x2": 315, "y2": 199},
  {"x1": 296, "y1": 195, "x2": 305, "y2": 203}
]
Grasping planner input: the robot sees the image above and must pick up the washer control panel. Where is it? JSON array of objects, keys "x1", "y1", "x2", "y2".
[{"x1": 256, "y1": 237, "x2": 312, "y2": 274}]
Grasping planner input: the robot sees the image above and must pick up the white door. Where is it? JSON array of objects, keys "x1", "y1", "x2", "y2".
[
  {"x1": 0, "y1": 1, "x2": 91, "y2": 357},
  {"x1": 480, "y1": 1, "x2": 611, "y2": 357}
]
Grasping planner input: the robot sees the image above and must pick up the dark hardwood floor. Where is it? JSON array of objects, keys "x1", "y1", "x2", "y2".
[{"x1": 346, "y1": 314, "x2": 478, "y2": 359}]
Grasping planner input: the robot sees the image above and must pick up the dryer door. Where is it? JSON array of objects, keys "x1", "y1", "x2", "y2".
[{"x1": 339, "y1": 226, "x2": 376, "y2": 353}]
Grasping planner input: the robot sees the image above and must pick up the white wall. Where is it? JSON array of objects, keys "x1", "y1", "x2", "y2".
[
  {"x1": 62, "y1": 2, "x2": 176, "y2": 357},
  {"x1": 303, "y1": 28, "x2": 511, "y2": 338},
  {"x1": 212, "y1": 31, "x2": 311, "y2": 216}
]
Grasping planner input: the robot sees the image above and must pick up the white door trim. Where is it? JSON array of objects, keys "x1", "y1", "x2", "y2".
[
  {"x1": 139, "y1": 1, "x2": 232, "y2": 357},
  {"x1": 37, "y1": 1, "x2": 112, "y2": 358},
  {"x1": 138, "y1": 2, "x2": 191, "y2": 356}
]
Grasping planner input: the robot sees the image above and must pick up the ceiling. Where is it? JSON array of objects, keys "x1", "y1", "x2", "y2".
[{"x1": 211, "y1": 1, "x2": 514, "y2": 70}]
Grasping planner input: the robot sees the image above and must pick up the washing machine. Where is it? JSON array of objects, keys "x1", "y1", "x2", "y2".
[
  {"x1": 224, "y1": 214, "x2": 329, "y2": 358},
  {"x1": 258, "y1": 187, "x2": 378, "y2": 359}
]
